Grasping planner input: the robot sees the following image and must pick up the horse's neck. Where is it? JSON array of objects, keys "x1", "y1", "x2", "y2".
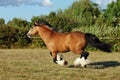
[{"x1": 38, "y1": 27, "x2": 53, "y2": 44}]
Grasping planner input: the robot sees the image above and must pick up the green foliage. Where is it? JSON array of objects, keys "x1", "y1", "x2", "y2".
[
  {"x1": 7, "y1": 18, "x2": 29, "y2": 28},
  {"x1": 15, "y1": 29, "x2": 31, "y2": 48},
  {"x1": 104, "y1": 0, "x2": 120, "y2": 26},
  {"x1": 0, "y1": 26, "x2": 18, "y2": 48},
  {"x1": 0, "y1": 26, "x2": 31, "y2": 48},
  {"x1": 63, "y1": 0, "x2": 100, "y2": 26},
  {"x1": 0, "y1": 18, "x2": 5, "y2": 27}
]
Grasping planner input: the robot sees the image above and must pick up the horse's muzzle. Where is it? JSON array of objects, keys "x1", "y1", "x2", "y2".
[{"x1": 27, "y1": 33, "x2": 32, "y2": 38}]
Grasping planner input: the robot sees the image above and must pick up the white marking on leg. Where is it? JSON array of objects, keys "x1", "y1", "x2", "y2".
[
  {"x1": 74, "y1": 57, "x2": 90, "y2": 67},
  {"x1": 56, "y1": 54, "x2": 68, "y2": 66},
  {"x1": 74, "y1": 57, "x2": 81, "y2": 67},
  {"x1": 80, "y1": 57, "x2": 87, "y2": 67},
  {"x1": 56, "y1": 54, "x2": 61, "y2": 61},
  {"x1": 56, "y1": 60, "x2": 65, "y2": 66}
]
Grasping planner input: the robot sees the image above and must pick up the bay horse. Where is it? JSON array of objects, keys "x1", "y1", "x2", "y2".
[{"x1": 27, "y1": 20, "x2": 111, "y2": 67}]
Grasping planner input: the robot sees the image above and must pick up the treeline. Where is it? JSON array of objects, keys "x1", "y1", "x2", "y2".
[{"x1": 0, "y1": 0, "x2": 120, "y2": 51}]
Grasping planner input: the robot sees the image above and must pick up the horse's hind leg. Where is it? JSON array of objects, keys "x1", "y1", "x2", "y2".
[
  {"x1": 80, "y1": 51, "x2": 90, "y2": 67},
  {"x1": 74, "y1": 51, "x2": 90, "y2": 67},
  {"x1": 80, "y1": 51, "x2": 89, "y2": 60}
]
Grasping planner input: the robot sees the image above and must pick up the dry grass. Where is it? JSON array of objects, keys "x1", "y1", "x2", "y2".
[{"x1": 0, "y1": 49, "x2": 120, "y2": 80}]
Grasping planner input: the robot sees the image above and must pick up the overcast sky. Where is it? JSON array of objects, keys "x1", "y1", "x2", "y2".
[{"x1": 0, "y1": 0, "x2": 116, "y2": 23}]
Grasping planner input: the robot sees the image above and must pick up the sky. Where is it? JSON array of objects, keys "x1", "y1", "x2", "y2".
[{"x1": 0, "y1": 0, "x2": 116, "y2": 23}]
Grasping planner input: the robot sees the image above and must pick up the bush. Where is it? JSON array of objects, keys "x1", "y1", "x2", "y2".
[{"x1": 0, "y1": 26, "x2": 31, "y2": 48}]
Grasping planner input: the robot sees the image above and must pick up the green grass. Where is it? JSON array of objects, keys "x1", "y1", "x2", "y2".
[{"x1": 0, "y1": 49, "x2": 120, "y2": 80}]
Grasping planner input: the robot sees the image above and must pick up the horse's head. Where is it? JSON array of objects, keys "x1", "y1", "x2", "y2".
[
  {"x1": 27, "y1": 22, "x2": 40, "y2": 38},
  {"x1": 27, "y1": 20, "x2": 54, "y2": 38}
]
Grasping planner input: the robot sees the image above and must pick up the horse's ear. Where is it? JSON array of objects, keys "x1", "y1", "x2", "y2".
[{"x1": 34, "y1": 21, "x2": 39, "y2": 26}]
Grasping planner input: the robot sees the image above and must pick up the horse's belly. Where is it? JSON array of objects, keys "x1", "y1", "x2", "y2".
[
  {"x1": 47, "y1": 43, "x2": 69, "y2": 53},
  {"x1": 56, "y1": 44, "x2": 70, "y2": 53},
  {"x1": 57, "y1": 48, "x2": 70, "y2": 53}
]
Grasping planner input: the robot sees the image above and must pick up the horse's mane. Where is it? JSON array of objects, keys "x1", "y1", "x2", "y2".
[
  {"x1": 35, "y1": 19, "x2": 62, "y2": 32},
  {"x1": 35, "y1": 19, "x2": 53, "y2": 28}
]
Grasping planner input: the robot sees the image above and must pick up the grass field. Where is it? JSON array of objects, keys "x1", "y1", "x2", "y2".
[{"x1": 0, "y1": 49, "x2": 120, "y2": 80}]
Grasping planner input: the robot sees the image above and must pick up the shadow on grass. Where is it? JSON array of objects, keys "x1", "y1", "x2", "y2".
[
  {"x1": 88, "y1": 61, "x2": 120, "y2": 69},
  {"x1": 68, "y1": 61, "x2": 120, "y2": 69}
]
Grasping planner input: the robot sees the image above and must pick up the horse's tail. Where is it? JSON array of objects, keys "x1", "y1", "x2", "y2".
[{"x1": 85, "y1": 33, "x2": 111, "y2": 52}]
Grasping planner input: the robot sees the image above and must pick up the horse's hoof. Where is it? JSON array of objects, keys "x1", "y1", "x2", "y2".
[
  {"x1": 56, "y1": 60, "x2": 68, "y2": 66},
  {"x1": 64, "y1": 60, "x2": 68, "y2": 65},
  {"x1": 82, "y1": 65, "x2": 87, "y2": 68},
  {"x1": 74, "y1": 57, "x2": 91, "y2": 68}
]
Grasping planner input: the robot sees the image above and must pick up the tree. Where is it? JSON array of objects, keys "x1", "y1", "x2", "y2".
[
  {"x1": 63, "y1": 0, "x2": 100, "y2": 26},
  {"x1": 31, "y1": 16, "x2": 41, "y2": 24},
  {"x1": 0, "y1": 18, "x2": 5, "y2": 27},
  {"x1": 7, "y1": 18, "x2": 28, "y2": 28},
  {"x1": 104, "y1": 0, "x2": 120, "y2": 26}
]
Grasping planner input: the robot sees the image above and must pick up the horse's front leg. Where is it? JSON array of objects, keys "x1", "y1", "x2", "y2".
[
  {"x1": 50, "y1": 52, "x2": 68, "y2": 66},
  {"x1": 50, "y1": 52, "x2": 57, "y2": 64}
]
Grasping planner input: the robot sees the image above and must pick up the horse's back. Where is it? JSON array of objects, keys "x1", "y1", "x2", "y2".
[{"x1": 70, "y1": 31, "x2": 85, "y2": 39}]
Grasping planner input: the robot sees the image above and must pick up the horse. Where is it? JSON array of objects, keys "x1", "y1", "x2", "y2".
[{"x1": 27, "y1": 20, "x2": 111, "y2": 67}]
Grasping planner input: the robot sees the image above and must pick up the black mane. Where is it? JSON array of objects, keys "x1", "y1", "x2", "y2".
[
  {"x1": 35, "y1": 19, "x2": 53, "y2": 28},
  {"x1": 35, "y1": 19, "x2": 62, "y2": 32}
]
